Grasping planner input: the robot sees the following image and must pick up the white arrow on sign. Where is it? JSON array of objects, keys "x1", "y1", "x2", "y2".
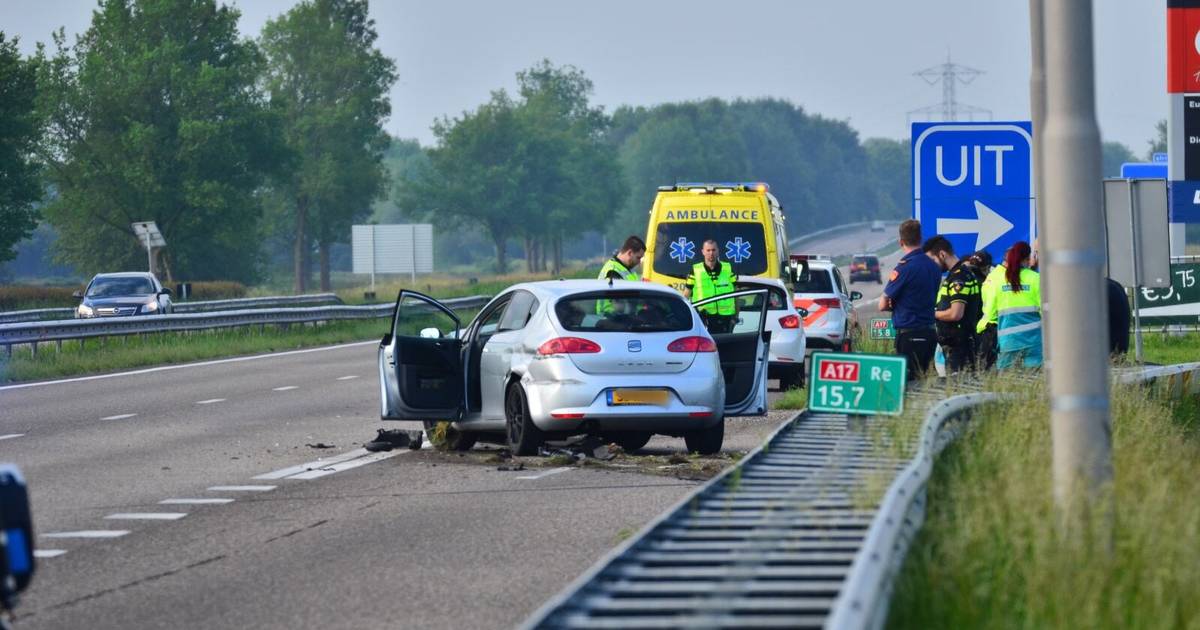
[{"x1": 936, "y1": 200, "x2": 1014, "y2": 252}]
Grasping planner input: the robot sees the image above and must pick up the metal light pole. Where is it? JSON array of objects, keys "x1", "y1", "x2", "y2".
[
  {"x1": 1041, "y1": 0, "x2": 1113, "y2": 511},
  {"x1": 1030, "y1": 0, "x2": 1051, "y2": 370}
]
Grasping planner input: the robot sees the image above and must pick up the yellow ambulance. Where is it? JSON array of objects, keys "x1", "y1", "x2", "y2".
[{"x1": 642, "y1": 182, "x2": 789, "y2": 290}]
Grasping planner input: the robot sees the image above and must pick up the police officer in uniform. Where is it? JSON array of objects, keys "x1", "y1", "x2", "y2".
[
  {"x1": 683, "y1": 239, "x2": 738, "y2": 333},
  {"x1": 878, "y1": 220, "x2": 941, "y2": 381},
  {"x1": 924, "y1": 236, "x2": 982, "y2": 374},
  {"x1": 598, "y1": 235, "x2": 645, "y2": 282}
]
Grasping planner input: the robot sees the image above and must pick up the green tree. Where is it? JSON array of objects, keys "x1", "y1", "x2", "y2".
[
  {"x1": 1101, "y1": 140, "x2": 1136, "y2": 178},
  {"x1": 34, "y1": 0, "x2": 281, "y2": 283},
  {"x1": 0, "y1": 32, "x2": 42, "y2": 264},
  {"x1": 261, "y1": 0, "x2": 397, "y2": 292},
  {"x1": 1147, "y1": 119, "x2": 1167, "y2": 160},
  {"x1": 398, "y1": 61, "x2": 620, "y2": 274},
  {"x1": 863, "y1": 138, "x2": 911, "y2": 219}
]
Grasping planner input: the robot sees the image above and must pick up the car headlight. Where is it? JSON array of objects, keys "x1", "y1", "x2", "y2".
[
  {"x1": 143, "y1": 300, "x2": 159, "y2": 313},
  {"x1": 77, "y1": 304, "x2": 94, "y2": 318}
]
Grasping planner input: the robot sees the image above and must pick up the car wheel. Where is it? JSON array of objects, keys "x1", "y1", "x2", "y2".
[
  {"x1": 606, "y1": 431, "x2": 653, "y2": 453},
  {"x1": 422, "y1": 420, "x2": 477, "y2": 452},
  {"x1": 779, "y1": 365, "x2": 805, "y2": 391},
  {"x1": 505, "y1": 383, "x2": 544, "y2": 456},
  {"x1": 684, "y1": 419, "x2": 724, "y2": 455}
]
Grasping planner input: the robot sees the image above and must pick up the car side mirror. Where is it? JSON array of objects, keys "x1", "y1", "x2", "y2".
[
  {"x1": 419, "y1": 327, "x2": 441, "y2": 339},
  {"x1": 797, "y1": 307, "x2": 809, "y2": 318},
  {"x1": 72, "y1": 290, "x2": 83, "y2": 299},
  {"x1": 850, "y1": 291, "x2": 863, "y2": 301},
  {"x1": 159, "y1": 288, "x2": 172, "y2": 297}
]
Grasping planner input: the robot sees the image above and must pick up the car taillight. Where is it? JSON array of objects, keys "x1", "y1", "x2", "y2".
[
  {"x1": 537, "y1": 337, "x2": 601, "y2": 355},
  {"x1": 779, "y1": 314, "x2": 800, "y2": 329},
  {"x1": 814, "y1": 298, "x2": 842, "y2": 309},
  {"x1": 667, "y1": 336, "x2": 717, "y2": 352}
]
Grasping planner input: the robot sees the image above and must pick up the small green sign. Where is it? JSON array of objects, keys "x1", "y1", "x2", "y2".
[
  {"x1": 869, "y1": 317, "x2": 896, "y2": 340},
  {"x1": 808, "y1": 351, "x2": 906, "y2": 416}
]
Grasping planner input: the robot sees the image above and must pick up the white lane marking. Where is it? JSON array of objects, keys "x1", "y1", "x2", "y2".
[
  {"x1": 253, "y1": 448, "x2": 370, "y2": 480},
  {"x1": 207, "y1": 485, "x2": 276, "y2": 492},
  {"x1": 286, "y1": 450, "x2": 399, "y2": 480},
  {"x1": 105, "y1": 512, "x2": 187, "y2": 521},
  {"x1": 160, "y1": 498, "x2": 234, "y2": 505},
  {"x1": 515, "y1": 467, "x2": 574, "y2": 480},
  {"x1": 34, "y1": 549, "x2": 67, "y2": 558},
  {"x1": 0, "y1": 340, "x2": 379, "y2": 391},
  {"x1": 42, "y1": 530, "x2": 129, "y2": 539},
  {"x1": 100, "y1": 413, "x2": 137, "y2": 421},
  {"x1": 336, "y1": 375, "x2": 359, "y2": 381},
  {"x1": 195, "y1": 398, "x2": 226, "y2": 405},
  {"x1": 0, "y1": 434, "x2": 25, "y2": 441},
  {"x1": 272, "y1": 386, "x2": 298, "y2": 391}
]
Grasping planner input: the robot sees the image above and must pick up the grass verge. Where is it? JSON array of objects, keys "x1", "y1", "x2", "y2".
[
  {"x1": 887, "y1": 377, "x2": 1200, "y2": 629},
  {"x1": 0, "y1": 318, "x2": 391, "y2": 383},
  {"x1": 1138, "y1": 331, "x2": 1200, "y2": 366}
]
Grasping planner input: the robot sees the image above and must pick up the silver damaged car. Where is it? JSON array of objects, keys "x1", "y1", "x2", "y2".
[{"x1": 378, "y1": 280, "x2": 770, "y2": 455}]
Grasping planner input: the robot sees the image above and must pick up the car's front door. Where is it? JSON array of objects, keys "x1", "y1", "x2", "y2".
[
  {"x1": 379, "y1": 290, "x2": 464, "y2": 421},
  {"x1": 692, "y1": 288, "x2": 770, "y2": 416}
]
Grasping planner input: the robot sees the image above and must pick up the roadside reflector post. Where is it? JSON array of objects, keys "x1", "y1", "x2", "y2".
[{"x1": 1040, "y1": 0, "x2": 1113, "y2": 522}]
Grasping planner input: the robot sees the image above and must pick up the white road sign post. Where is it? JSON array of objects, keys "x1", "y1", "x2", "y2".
[
  {"x1": 131, "y1": 221, "x2": 166, "y2": 276},
  {"x1": 352, "y1": 224, "x2": 434, "y2": 287},
  {"x1": 1103, "y1": 178, "x2": 1172, "y2": 362}
]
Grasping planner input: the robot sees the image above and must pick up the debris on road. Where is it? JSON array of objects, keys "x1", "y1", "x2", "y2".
[
  {"x1": 364, "y1": 429, "x2": 423, "y2": 452},
  {"x1": 305, "y1": 442, "x2": 336, "y2": 449}
]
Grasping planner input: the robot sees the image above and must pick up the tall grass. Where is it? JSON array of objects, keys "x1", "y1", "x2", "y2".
[{"x1": 888, "y1": 378, "x2": 1200, "y2": 629}]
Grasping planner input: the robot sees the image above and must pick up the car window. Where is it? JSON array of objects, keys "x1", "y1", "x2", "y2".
[
  {"x1": 555, "y1": 291, "x2": 692, "y2": 333},
  {"x1": 475, "y1": 299, "x2": 510, "y2": 338},
  {"x1": 735, "y1": 283, "x2": 787, "y2": 310},
  {"x1": 498, "y1": 291, "x2": 539, "y2": 332},
  {"x1": 792, "y1": 269, "x2": 834, "y2": 294},
  {"x1": 728, "y1": 291, "x2": 769, "y2": 334},
  {"x1": 833, "y1": 269, "x2": 847, "y2": 294},
  {"x1": 652, "y1": 222, "x2": 768, "y2": 278},
  {"x1": 87, "y1": 277, "x2": 155, "y2": 297}
]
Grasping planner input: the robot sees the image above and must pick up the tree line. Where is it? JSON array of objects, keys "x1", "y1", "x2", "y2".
[{"x1": 0, "y1": 0, "x2": 1166, "y2": 285}]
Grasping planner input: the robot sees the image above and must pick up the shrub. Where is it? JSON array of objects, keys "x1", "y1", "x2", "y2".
[
  {"x1": 0, "y1": 285, "x2": 83, "y2": 310},
  {"x1": 181, "y1": 281, "x2": 247, "y2": 301}
]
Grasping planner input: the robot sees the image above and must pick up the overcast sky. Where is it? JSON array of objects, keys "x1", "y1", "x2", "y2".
[{"x1": 2, "y1": 0, "x2": 1167, "y2": 153}]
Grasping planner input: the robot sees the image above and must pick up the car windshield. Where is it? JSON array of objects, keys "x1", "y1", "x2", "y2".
[
  {"x1": 793, "y1": 269, "x2": 834, "y2": 294},
  {"x1": 653, "y1": 222, "x2": 768, "y2": 278},
  {"x1": 87, "y1": 277, "x2": 155, "y2": 297},
  {"x1": 554, "y1": 291, "x2": 693, "y2": 333}
]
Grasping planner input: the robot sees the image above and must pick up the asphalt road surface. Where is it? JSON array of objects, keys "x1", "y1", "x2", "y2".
[
  {"x1": 2, "y1": 342, "x2": 786, "y2": 630},
  {"x1": 4, "y1": 223, "x2": 893, "y2": 629}
]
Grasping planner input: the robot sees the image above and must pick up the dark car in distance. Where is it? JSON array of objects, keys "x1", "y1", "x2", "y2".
[
  {"x1": 848, "y1": 254, "x2": 881, "y2": 284},
  {"x1": 74, "y1": 272, "x2": 173, "y2": 318}
]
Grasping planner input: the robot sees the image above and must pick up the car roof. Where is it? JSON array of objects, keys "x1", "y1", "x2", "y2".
[
  {"x1": 506, "y1": 279, "x2": 682, "y2": 300},
  {"x1": 735, "y1": 277, "x2": 787, "y2": 289},
  {"x1": 91, "y1": 272, "x2": 156, "y2": 280}
]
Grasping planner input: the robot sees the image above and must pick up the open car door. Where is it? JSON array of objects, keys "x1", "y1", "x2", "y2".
[
  {"x1": 378, "y1": 290, "x2": 464, "y2": 421},
  {"x1": 692, "y1": 288, "x2": 770, "y2": 417}
]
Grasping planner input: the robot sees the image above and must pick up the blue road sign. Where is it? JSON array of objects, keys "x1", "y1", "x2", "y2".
[
  {"x1": 1169, "y1": 180, "x2": 1200, "y2": 222},
  {"x1": 912, "y1": 122, "x2": 1035, "y2": 262},
  {"x1": 1121, "y1": 162, "x2": 1167, "y2": 179}
]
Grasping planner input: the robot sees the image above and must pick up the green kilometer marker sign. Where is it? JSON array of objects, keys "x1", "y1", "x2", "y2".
[
  {"x1": 869, "y1": 317, "x2": 896, "y2": 340},
  {"x1": 808, "y1": 352, "x2": 906, "y2": 416}
]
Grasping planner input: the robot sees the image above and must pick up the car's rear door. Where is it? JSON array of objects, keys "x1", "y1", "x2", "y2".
[
  {"x1": 379, "y1": 290, "x2": 464, "y2": 421},
  {"x1": 693, "y1": 289, "x2": 770, "y2": 416}
]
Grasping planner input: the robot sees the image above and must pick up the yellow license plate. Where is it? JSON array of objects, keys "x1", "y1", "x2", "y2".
[{"x1": 609, "y1": 389, "x2": 670, "y2": 406}]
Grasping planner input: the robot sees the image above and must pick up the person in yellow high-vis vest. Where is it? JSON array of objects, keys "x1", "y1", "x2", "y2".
[
  {"x1": 598, "y1": 235, "x2": 645, "y2": 282},
  {"x1": 985, "y1": 241, "x2": 1042, "y2": 370},
  {"x1": 596, "y1": 236, "x2": 645, "y2": 315},
  {"x1": 683, "y1": 239, "x2": 738, "y2": 333}
]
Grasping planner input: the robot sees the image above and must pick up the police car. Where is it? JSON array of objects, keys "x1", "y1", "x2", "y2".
[{"x1": 789, "y1": 255, "x2": 861, "y2": 352}]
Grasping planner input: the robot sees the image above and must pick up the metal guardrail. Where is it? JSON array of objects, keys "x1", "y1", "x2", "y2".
[
  {"x1": 523, "y1": 382, "x2": 968, "y2": 629},
  {"x1": 0, "y1": 293, "x2": 345, "y2": 324},
  {"x1": 0, "y1": 295, "x2": 490, "y2": 356},
  {"x1": 526, "y1": 364, "x2": 1200, "y2": 629}
]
